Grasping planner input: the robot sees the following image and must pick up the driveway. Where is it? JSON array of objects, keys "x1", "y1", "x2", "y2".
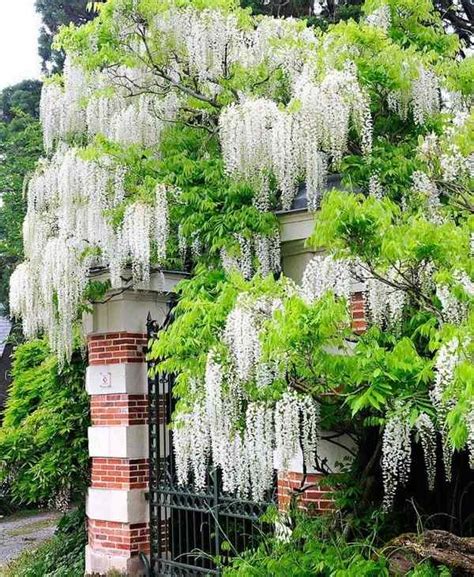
[{"x1": 0, "y1": 510, "x2": 60, "y2": 567}]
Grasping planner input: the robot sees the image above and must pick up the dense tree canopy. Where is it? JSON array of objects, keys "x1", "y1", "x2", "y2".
[
  {"x1": 7, "y1": 0, "x2": 474, "y2": 563},
  {"x1": 0, "y1": 80, "x2": 42, "y2": 122},
  {"x1": 248, "y1": 0, "x2": 474, "y2": 44},
  {"x1": 0, "y1": 109, "x2": 43, "y2": 311}
]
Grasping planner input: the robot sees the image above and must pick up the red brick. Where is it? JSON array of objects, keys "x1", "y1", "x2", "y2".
[{"x1": 277, "y1": 471, "x2": 334, "y2": 514}]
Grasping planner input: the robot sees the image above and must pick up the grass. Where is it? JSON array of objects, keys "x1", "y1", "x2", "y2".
[{"x1": 0, "y1": 545, "x2": 46, "y2": 577}]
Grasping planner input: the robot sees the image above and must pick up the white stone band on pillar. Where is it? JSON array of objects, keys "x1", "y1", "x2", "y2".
[
  {"x1": 88, "y1": 425, "x2": 149, "y2": 459},
  {"x1": 86, "y1": 363, "x2": 148, "y2": 396},
  {"x1": 87, "y1": 488, "x2": 149, "y2": 524}
]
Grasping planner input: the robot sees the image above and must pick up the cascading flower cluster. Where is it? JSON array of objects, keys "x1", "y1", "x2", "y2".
[
  {"x1": 467, "y1": 405, "x2": 474, "y2": 469},
  {"x1": 172, "y1": 290, "x2": 321, "y2": 501},
  {"x1": 388, "y1": 66, "x2": 440, "y2": 125},
  {"x1": 9, "y1": 147, "x2": 172, "y2": 361},
  {"x1": 151, "y1": 6, "x2": 319, "y2": 94},
  {"x1": 301, "y1": 255, "x2": 407, "y2": 331},
  {"x1": 382, "y1": 410, "x2": 439, "y2": 510},
  {"x1": 41, "y1": 65, "x2": 177, "y2": 151},
  {"x1": 431, "y1": 337, "x2": 462, "y2": 478},
  {"x1": 365, "y1": 5, "x2": 391, "y2": 31},
  {"x1": 418, "y1": 123, "x2": 472, "y2": 185},
  {"x1": 221, "y1": 232, "x2": 281, "y2": 279},
  {"x1": 275, "y1": 391, "x2": 320, "y2": 471},
  {"x1": 365, "y1": 272, "x2": 407, "y2": 330},
  {"x1": 414, "y1": 413, "x2": 437, "y2": 491},
  {"x1": 436, "y1": 283, "x2": 469, "y2": 324},
  {"x1": 381, "y1": 409, "x2": 412, "y2": 510},
  {"x1": 301, "y1": 254, "x2": 353, "y2": 304},
  {"x1": 154, "y1": 8, "x2": 243, "y2": 91},
  {"x1": 219, "y1": 66, "x2": 372, "y2": 210},
  {"x1": 40, "y1": 58, "x2": 88, "y2": 151}
]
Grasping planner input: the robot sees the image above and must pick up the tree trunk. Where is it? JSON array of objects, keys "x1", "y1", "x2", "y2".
[{"x1": 386, "y1": 530, "x2": 474, "y2": 575}]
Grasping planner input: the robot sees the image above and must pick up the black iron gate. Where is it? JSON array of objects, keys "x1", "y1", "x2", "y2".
[{"x1": 147, "y1": 311, "x2": 275, "y2": 577}]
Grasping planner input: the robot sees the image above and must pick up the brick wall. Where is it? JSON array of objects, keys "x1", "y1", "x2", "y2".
[
  {"x1": 351, "y1": 291, "x2": 367, "y2": 334},
  {"x1": 277, "y1": 471, "x2": 335, "y2": 513},
  {"x1": 88, "y1": 333, "x2": 147, "y2": 365},
  {"x1": 91, "y1": 394, "x2": 148, "y2": 426},
  {"x1": 88, "y1": 519, "x2": 150, "y2": 555},
  {"x1": 86, "y1": 330, "x2": 150, "y2": 576},
  {"x1": 84, "y1": 275, "x2": 183, "y2": 576},
  {"x1": 91, "y1": 458, "x2": 149, "y2": 490}
]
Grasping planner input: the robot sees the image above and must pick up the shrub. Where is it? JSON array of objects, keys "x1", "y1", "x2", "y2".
[
  {"x1": 0, "y1": 340, "x2": 89, "y2": 508},
  {"x1": 224, "y1": 514, "x2": 451, "y2": 577}
]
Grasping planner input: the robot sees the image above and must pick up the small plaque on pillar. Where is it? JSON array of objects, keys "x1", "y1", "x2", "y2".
[{"x1": 100, "y1": 372, "x2": 112, "y2": 388}]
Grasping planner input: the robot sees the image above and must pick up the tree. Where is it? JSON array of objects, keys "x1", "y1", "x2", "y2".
[
  {"x1": 35, "y1": 0, "x2": 96, "y2": 73},
  {"x1": 431, "y1": 0, "x2": 474, "y2": 47},
  {"x1": 10, "y1": 0, "x2": 473, "y2": 555},
  {"x1": 0, "y1": 80, "x2": 42, "y2": 122},
  {"x1": 248, "y1": 0, "x2": 474, "y2": 45},
  {"x1": 0, "y1": 110, "x2": 43, "y2": 311}
]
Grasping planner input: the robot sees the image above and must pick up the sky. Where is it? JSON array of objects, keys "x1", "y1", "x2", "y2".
[{"x1": 0, "y1": 0, "x2": 42, "y2": 90}]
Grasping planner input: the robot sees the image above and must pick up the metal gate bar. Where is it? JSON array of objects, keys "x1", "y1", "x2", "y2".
[{"x1": 147, "y1": 309, "x2": 274, "y2": 577}]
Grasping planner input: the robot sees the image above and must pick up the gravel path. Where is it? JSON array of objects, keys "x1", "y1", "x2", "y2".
[{"x1": 0, "y1": 511, "x2": 60, "y2": 567}]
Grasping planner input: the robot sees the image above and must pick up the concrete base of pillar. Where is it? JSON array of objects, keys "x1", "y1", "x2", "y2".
[{"x1": 85, "y1": 545, "x2": 148, "y2": 576}]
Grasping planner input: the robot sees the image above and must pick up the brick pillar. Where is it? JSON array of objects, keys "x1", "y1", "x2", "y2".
[
  {"x1": 351, "y1": 291, "x2": 367, "y2": 334},
  {"x1": 276, "y1": 290, "x2": 365, "y2": 515},
  {"x1": 84, "y1": 273, "x2": 184, "y2": 576}
]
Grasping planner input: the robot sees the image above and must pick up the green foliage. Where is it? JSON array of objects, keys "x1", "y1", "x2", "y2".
[
  {"x1": 0, "y1": 80, "x2": 42, "y2": 122},
  {"x1": 0, "y1": 508, "x2": 87, "y2": 577},
  {"x1": 0, "y1": 340, "x2": 89, "y2": 505},
  {"x1": 11, "y1": 0, "x2": 472, "y2": 558},
  {"x1": 225, "y1": 515, "x2": 387, "y2": 577},
  {"x1": 151, "y1": 271, "x2": 292, "y2": 406},
  {"x1": 347, "y1": 332, "x2": 434, "y2": 417},
  {"x1": 132, "y1": 0, "x2": 474, "y2": 512},
  {"x1": 310, "y1": 189, "x2": 471, "y2": 273},
  {"x1": 160, "y1": 128, "x2": 278, "y2": 261},
  {"x1": 0, "y1": 108, "x2": 43, "y2": 310},
  {"x1": 363, "y1": 0, "x2": 458, "y2": 55},
  {"x1": 224, "y1": 514, "x2": 452, "y2": 577},
  {"x1": 307, "y1": 180, "x2": 473, "y2": 446},
  {"x1": 262, "y1": 289, "x2": 351, "y2": 394}
]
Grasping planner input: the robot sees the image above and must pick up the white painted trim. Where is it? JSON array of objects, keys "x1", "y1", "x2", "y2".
[
  {"x1": 86, "y1": 363, "x2": 148, "y2": 396},
  {"x1": 87, "y1": 488, "x2": 149, "y2": 524},
  {"x1": 83, "y1": 271, "x2": 187, "y2": 335},
  {"x1": 278, "y1": 211, "x2": 316, "y2": 243},
  {"x1": 88, "y1": 425, "x2": 149, "y2": 459}
]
